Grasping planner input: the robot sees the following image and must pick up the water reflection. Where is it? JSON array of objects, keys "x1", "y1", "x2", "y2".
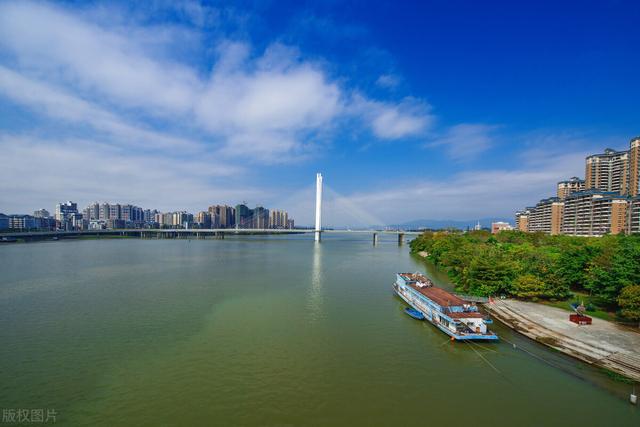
[{"x1": 307, "y1": 241, "x2": 323, "y2": 323}]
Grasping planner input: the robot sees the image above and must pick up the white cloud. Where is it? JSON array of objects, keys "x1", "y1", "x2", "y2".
[
  {"x1": 0, "y1": 133, "x2": 252, "y2": 214},
  {"x1": 351, "y1": 95, "x2": 433, "y2": 140},
  {"x1": 0, "y1": 1, "x2": 433, "y2": 163},
  {"x1": 375, "y1": 74, "x2": 400, "y2": 89},
  {"x1": 195, "y1": 43, "x2": 342, "y2": 157},
  {"x1": 0, "y1": 66, "x2": 200, "y2": 152},
  {"x1": 0, "y1": 2, "x2": 201, "y2": 115},
  {"x1": 328, "y1": 149, "x2": 588, "y2": 224},
  {"x1": 426, "y1": 123, "x2": 499, "y2": 162}
]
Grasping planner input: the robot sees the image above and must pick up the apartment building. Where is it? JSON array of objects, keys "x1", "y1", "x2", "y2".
[
  {"x1": 269, "y1": 209, "x2": 289, "y2": 229},
  {"x1": 562, "y1": 191, "x2": 628, "y2": 237},
  {"x1": 208, "y1": 205, "x2": 236, "y2": 228},
  {"x1": 627, "y1": 197, "x2": 640, "y2": 234},
  {"x1": 630, "y1": 137, "x2": 640, "y2": 197},
  {"x1": 528, "y1": 197, "x2": 564, "y2": 235},
  {"x1": 55, "y1": 201, "x2": 77, "y2": 222},
  {"x1": 515, "y1": 209, "x2": 531, "y2": 232},
  {"x1": 557, "y1": 177, "x2": 585, "y2": 199},
  {"x1": 33, "y1": 209, "x2": 50, "y2": 218},
  {"x1": 585, "y1": 148, "x2": 629, "y2": 194},
  {"x1": 195, "y1": 211, "x2": 212, "y2": 228}
]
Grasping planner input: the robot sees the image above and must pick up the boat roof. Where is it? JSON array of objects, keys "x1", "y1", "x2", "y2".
[
  {"x1": 410, "y1": 284, "x2": 466, "y2": 308},
  {"x1": 448, "y1": 311, "x2": 483, "y2": 319}
]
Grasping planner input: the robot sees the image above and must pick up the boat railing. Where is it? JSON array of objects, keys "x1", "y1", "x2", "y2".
[{"x1": 453, "y1": 293, "x2": 489, "y2": 303}]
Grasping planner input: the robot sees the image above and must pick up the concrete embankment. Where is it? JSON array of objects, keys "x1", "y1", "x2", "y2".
[{"x1": 484, "y1": 299, "x2": 640, "y2": 382}]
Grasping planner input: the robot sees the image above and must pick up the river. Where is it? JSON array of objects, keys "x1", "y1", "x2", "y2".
[{"x1": 0, "y1": 234, "x2": 638, "y2": 426}]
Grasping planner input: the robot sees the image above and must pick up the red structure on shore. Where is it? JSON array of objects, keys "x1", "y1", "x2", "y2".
[{"x1": 569, "y1": 314, "x2": 592, "y2": 325}]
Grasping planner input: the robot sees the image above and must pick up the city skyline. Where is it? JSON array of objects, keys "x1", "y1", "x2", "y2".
[
  {"x1": 516, "y1": 136, "x2": 640, "y2": 236},
  {"x1": 0, "y1": 199, "x2": 296, "y2": 232},
  {"x1": 0, "y1": 1, "x2": 639, "y2": 226}
]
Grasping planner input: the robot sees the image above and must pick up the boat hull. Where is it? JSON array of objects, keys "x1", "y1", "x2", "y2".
[{"x1": 394, "y1": 283, "x2": 498, "y2": 341}]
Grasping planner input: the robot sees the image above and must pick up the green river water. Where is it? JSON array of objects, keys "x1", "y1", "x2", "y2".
[{"x1": 0, "y1": 234, "x2": 638, "y2": 426}]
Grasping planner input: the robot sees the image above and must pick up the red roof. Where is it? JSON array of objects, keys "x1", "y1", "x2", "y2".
[
  {"x1": 449, "y1": 311, "x2": 483, "y2": 319},
  {"x1": 410, "y1": 283, "x2": 465, "y2": 308}
]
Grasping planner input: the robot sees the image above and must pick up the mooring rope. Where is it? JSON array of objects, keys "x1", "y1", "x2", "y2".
[{"x1": 465, "y1": 340, "x2": 501, "y2": 374}]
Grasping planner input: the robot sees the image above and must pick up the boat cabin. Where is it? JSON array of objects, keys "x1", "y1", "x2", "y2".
[{"x1": 395, "y1": 273, "x2": 489, "y2": 335}]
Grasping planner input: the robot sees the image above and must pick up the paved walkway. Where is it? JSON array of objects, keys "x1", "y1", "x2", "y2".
[{"x1": 485, "y1": 299, "x2": 640, "y2": 381}]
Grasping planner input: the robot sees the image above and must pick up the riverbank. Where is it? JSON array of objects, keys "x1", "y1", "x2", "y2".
[
  {"x1": 414, "y1": 250, "x2": 640, "y2": 382},
  {"x1": 485, "y1": 299, "x2": 640, "y2": 382}
]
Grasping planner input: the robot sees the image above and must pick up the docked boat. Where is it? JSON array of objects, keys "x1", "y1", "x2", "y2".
[
  {"x1": 404, "y1": 307, "x2": 425, "y2": 320},
  {"x1": 394, "y1": 272, "x2": 498, "y2": 341}
]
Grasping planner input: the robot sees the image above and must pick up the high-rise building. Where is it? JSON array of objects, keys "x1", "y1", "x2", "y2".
[
  {"x1": 585, "y1": 148, "x2": 630, "y2": 194},
  {"x1": 164, "y1": 214, "x2": 173, "y2": 227},
  {"x1": 557, "y1": 177, "x2": 585, "y2": 199},
  {"x1": 121, "y1": 204, "x2": 133, "y2": 222},
  {"x1": 269, "y1": 209, "x2": 289, "y2": 229},
  {"x1": 85, "y1": 202, "x2": 100, "y2": 221},
  {"x1": 109, "y1": 204, "x2": 122, "y2": 221},
  {"x1": 562, "y1": 191, "x2": 628, "y2": 236},
  {"x1": 70, "y1": 213, "x2": 86, "y2": 230},
  {"x1": 629, "y1": 137, "x2": 640, "y2": 197},
  {"x1": 33, "y1": 209, "x2": 50, "y2": 218},
  {"x1": 144, "y1": 209, "x2": 158, "y2": 223},
  {"x1": 55, "y1": 201, "x2": 77, "y2": 221},
  {"x1": 628, "y1": 197, "x2": 640, "y2": 234},
  {"x1": 515, "y1": 209, "x2": 532, "y2": 232},
  {"x1": 99, "y1": 203, "x2": 110, "y2": 221},
  {"x1": 528, "y1": 197, "x2": 564, "y2": 235},
  {"x1": 195, "y1": 211, "x2": 212, "y2": 228},
  {"x1": 252, "y1": 206, "x2": 269, "y2": 229},
  {"x1": 55, "y1": 201, "x2": 78, "y2": 230},
  {"x1": 234, "y1": 204, "x2": 252, "y2": 228},
  {"x1": 170, "y1": 211, "x2": 193, "y2": 228},
  {"x1": 208, "y1": 205, "x2": 235, "y2": 228},
  {"x1": 154, "y1": 212, "x2": 165, "y2": 226}
]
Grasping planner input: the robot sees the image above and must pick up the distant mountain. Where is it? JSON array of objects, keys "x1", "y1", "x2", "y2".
[{"x1": 389, "y1": 218, "x2": 513, "y2": 230}]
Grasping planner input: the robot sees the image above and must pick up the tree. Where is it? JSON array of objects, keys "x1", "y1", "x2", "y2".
[
  {"x1": 409, "y1": 232, "x2": 638, "y2": 308},
  {"x1": 555, "y1": 240, "x2": 594, "y2": 289},
  {"x1": 466, "y1": 252, "x2": 515, "y2": 296},
  {"x1": 618, "y1": 285, "x2": 640, "y2": 327},
  {"x1": 512, "y1": 274, "x2": 546, "y2": 299}
]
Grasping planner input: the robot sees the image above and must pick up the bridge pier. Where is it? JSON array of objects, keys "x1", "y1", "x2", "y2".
[
  {"x1": 398, "y1": 233, "x2": 405, "y2": 245},
  {"x1": 373, "y1": 232, "x2": 378, "y2": 245}
]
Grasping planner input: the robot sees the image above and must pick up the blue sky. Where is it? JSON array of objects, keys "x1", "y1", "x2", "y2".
[{"x1": 0, "y1": 0, "x2": 639, "y2": 226}]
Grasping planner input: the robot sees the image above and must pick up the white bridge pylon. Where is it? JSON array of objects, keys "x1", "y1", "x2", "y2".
[{"x1": 315, "y1": 173, "x2": 323, "y2": 242}]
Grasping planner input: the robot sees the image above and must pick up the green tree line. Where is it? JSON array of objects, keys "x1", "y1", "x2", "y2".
[{"x1": 409, "y1": 230, "x2": 640, "y2": 323}]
